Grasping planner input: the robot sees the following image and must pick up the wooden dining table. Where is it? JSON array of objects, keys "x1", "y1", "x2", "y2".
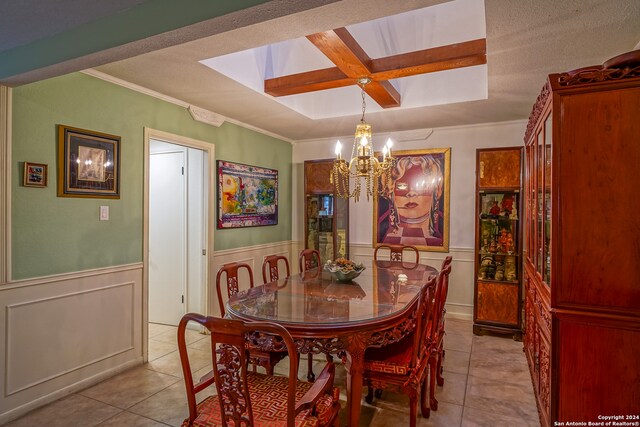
[{"x1": 227, "y1": 260, "x2": 438, "y2": 427}]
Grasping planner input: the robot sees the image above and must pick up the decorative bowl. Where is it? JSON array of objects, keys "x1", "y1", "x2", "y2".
[
  {"x1": 324, "y1": 258, "x2": 365, "y2": 283},
  {"x1": 330, "y1": 269, "x2": 363, "y2": 282}
]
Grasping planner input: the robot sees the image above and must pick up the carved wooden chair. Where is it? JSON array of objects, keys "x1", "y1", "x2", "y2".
[
  {"x1": 440, "y1": 255, "x2": 453, "y2": 271},
  {"x1": 426, "y1": 262, "x2": 452, "y2": 413},
  {"x1": 374, "y1": 244, "x2": 420, "y2": 264},
  {"x1": 178, "y1": 313, "x2": 341, "y2": 427},
  {"x1": 362, "y1": 275, "x2": 438, "y2": 426},
  {"x1": 216, "y1": 262, "x2": 286, "y2": 375},
  {"x1": 299, "y1": 249, "x2": 321, "y2": 275},
  {"x1": 262, "y1": 254, "x2": 291, "y2": 284},
  {"x1": 298, "y1": 249, "x2": 323, "y2": 382}
]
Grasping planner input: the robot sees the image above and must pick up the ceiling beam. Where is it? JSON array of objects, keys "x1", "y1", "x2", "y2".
[
  {"x1": 306, "y1": 28, "x2": 400, "y2": 108},
  {"x1": 306, "y1": 28, "x2": 372, "y2": 77},
  {"x1": 365, "y1": 80, "x2": 401, "y2": 108},
  {"x1": 370, "y1": 38, "x2": 487, "y2": 80},
  {"x1": 264, "y1": 28, "x2": 486, "y2": 109},
  {"x1": 264, "y1": 67, "x2": 352, "y2": 96}
]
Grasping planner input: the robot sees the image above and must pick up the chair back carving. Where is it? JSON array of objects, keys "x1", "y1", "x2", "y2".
[
  {"x1": 178, "y1": 314, "x2": 299, "y2": 427},
  {"x1": 216, "y1": 262, "x2": 254, "y2": 317},
  {"x1": 374, "y1": 244, "x2": 420, "y2": 264},
  {"x1": 298, "y1": 249, "x2": 321, "y2": 274},
  {"x1": 262, "y1": 255, "x2": 291, "y2": 284},
  {"x1": 415, "y1": 275, "x2": 439, "y2": 365},
  {"x1": 440, "y1": 256, "x2": 453, "y2": 271},
  {"x1": 432, "y1": 264, "x2": 452, "y2": 337}
]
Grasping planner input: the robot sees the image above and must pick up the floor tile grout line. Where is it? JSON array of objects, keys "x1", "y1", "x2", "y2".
[{"x1": 457, "y1": 329, "x2": 476, "y2": 425}]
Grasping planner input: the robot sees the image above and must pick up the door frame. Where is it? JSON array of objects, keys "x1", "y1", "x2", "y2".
[{"x1": 143, "y1": 127, "x2": 214, "y2": 362}]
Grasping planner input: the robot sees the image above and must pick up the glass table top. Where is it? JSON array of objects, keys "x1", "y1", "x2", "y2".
[{"x1": 227, "y1": 261, "x2": 438, "y2": 325}]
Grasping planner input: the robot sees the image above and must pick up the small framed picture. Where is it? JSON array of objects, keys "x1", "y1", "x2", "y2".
[
  {"x1": 57, "y1": 125, "x2": 120, "y2": 199},
  {"x1": 23, "y1": 162, "x2": 48, "y2": 187}
]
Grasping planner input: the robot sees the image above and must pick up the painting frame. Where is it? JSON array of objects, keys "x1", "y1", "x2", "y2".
[
  {"x1": 217, "y1": 160, "x2": 278, "y2": 229},
  {"x1": 373, "y1": 148, "x2": 451, "y2": 252},
  {"x1": 23, "y1": 162, "x2": 48, "y2": 187},
  {"x1": 57, "y1": 125, "x2": 120, "y2": 199}
]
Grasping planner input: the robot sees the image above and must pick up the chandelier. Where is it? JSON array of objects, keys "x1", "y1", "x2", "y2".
[{"x1": 330, "y1": 78, "x2": 395, "y2": 202}]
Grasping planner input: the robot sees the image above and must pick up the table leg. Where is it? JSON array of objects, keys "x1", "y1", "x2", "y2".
[{"x1": 344, "y1": 333, "x2": 369, "y2": 427}]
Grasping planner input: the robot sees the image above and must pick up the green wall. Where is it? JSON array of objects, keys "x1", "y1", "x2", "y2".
[{"x1": 12, "y1": 73, "x2": 292, "y2": 280}]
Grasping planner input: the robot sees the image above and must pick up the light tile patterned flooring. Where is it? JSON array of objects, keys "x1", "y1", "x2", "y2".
[{"x1": 4, "y1": 319, "x2": 540, "y2": 426}]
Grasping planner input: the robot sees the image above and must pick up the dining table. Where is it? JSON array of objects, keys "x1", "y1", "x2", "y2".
[{"x1": 227, "y1": 259, "x2": 438, "y2": 427}]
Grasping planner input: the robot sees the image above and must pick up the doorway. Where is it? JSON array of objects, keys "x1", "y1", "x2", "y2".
[{"x1": 143, "y1": 128, "x2": 215, "y2": 350}]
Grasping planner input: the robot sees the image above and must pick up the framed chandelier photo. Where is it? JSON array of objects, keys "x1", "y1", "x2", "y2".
[{"x1": 330, "y1": 78, "x2": 395, "y2": 202}]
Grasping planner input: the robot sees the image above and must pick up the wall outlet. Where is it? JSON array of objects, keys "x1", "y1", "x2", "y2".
[{"x1": 99, "y1": 206, "x2": 109, "y2": 221}]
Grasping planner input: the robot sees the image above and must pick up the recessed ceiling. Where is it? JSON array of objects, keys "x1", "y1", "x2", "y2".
[{"x1": 200, "y1": 1, "x2": 487, "y2": 119}]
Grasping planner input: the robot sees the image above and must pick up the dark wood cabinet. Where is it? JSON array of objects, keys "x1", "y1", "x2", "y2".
[
  {"x1": 523, "y1": 50, "x2": 640, "y2": 427},
  {"x1": 473, "y1": 147, "x2": 523, "y2": 339},
  {"x1": 304, "y1": 160, "x2": 349, "y2": 266}
]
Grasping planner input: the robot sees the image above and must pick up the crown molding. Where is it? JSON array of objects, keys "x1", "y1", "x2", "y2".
[{"x1": 81, "y1": 69, "x2": 294, "y2": 144}]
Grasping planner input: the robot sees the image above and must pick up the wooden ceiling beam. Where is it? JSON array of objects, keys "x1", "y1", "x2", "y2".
[
  {"x1": 369, "y1": 38, "x2": 487, "y2": 80},
  {"x1": 265, "y1": 28, "x2": 486, "y2": 110},
  {"x1": 306, "y1": 27, "x2": 372, "y2": 78},
  {"x1": 306, "y1": 27, "x2": 400, "y2": 108},
  {"x1": 264, "y1": 67, "x2": 352, "y2": 97},
  {"x1": 365, "y1": 80, "x2": 401, "y2": 108}
]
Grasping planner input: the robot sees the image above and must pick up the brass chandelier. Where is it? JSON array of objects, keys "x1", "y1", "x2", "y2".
[{"x1": 330, "y1": 78, "x2": 395, "y2": 202}]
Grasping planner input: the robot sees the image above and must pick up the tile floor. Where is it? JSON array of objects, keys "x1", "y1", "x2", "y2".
[{"x1": 4, "y1": 319, "x2": 540, "y2": 426}]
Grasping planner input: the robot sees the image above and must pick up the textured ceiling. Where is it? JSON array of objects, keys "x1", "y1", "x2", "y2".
[
  {"x1": 3, "y1": 0, "x2": 639, "y2": 142},
  {"x1": 93, "y1": 0, "x2": 640, "y2": 141}
]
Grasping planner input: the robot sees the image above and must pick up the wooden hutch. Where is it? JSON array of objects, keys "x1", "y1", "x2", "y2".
[
  {"x1": 473, "y1": 147, "x2": 523, "y2": 339},
  {"x1": 523, "y1": 50, "x2": 640, "y2": 426}
]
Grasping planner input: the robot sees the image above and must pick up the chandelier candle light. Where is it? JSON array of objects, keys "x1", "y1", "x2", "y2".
[{"x1": 331, "y1": 78, "x2": 395, "y2": 202}]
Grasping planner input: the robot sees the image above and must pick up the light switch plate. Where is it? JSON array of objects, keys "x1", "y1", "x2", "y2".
[{"x1": 100, "y1": 206, "x2": 109, "y2": 221}]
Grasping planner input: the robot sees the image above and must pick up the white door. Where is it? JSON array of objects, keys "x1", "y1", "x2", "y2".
[{"x1": 149, "y1": 150, "x2": 186, "y2": 325}]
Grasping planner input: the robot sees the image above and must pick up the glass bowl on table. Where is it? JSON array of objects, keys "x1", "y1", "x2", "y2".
[{"x1": 324, "y1": 258, "x2": 366, "y2": 283}]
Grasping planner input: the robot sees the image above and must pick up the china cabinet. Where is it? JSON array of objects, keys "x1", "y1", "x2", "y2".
[
  {"x1": 473, "y1": 147, "x2": 522, "y2": 339},
  {"x1": 523, "y1": 50, "x2": 640, "y2": 427},
  {"x1": 304, "y1": 160, "x2": 349, "y2": 267}
]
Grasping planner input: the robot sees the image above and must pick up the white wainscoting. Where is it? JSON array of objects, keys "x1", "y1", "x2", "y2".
[
  {"x1": 0, "y1": 263, "x2": 143, "y2": 424},
  {"x1": 211, "y1": 241, "x2": 294, "y2": 317}
]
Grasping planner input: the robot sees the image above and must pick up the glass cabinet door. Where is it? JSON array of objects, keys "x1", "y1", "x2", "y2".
[
  {"x1": 536, "y1": 130, "x2": 544, "y2": 276},
  {"x1": 478, "y1": 191, "x2": 519, "y2": 283},
  {"x1": 307, "y1": 193, "x2": 335, "y2": 266},
  {"x1": 543, "y1": 113, "x2": 552, "y2": 285},
  {"x1": 525, "y1": 144, "x2": 534, "y2": 263},
  {"x1": 334, "y1": 196, "x2": 348, "y2": 259},
  {"x1": 304, "y1": 159, "x2": 349, "y2": 267}
]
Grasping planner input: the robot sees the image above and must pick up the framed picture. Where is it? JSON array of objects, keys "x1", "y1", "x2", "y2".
[
  {"x1": 23, "y1": 162, "x2": 48, "y2": 187},
  {"x1": 57, "y1": 125, "x2": 120, "y2": 198},
  {"x1": 217, "y1": 160, "x2": 278, "y2": 229},
  {"x1": 373, "y1": 148, "x2": 451, "y2": 252}
]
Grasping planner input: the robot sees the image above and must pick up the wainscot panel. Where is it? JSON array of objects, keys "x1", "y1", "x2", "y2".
[
  {"x1": 0, "y1": 263, "x2": 143, "y2": 424},
  {"x1": 211, "y1": 241, "x2": 294, "y2": 317}
]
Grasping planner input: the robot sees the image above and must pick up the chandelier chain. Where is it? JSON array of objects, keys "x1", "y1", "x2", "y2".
[{"x1": 360, "y1": 85, "x2": 366, "y2": 123}]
